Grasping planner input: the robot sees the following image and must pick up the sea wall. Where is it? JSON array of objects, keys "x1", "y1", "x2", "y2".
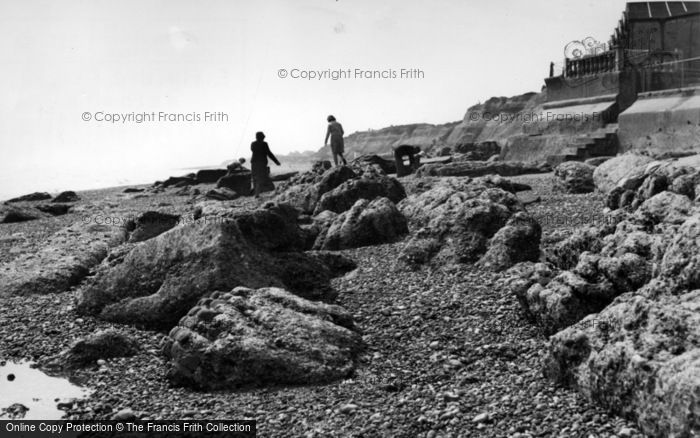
[{"x1": 618, "y1": 86, "x2": 700, "y2": 155}]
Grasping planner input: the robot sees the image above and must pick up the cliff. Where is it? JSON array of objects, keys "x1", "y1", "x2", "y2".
[{"x1": 316, "y1": 91, "x2": 543, "y2": 158}]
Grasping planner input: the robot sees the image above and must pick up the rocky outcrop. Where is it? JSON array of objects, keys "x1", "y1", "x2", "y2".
[
  {"x1": 592, "y1": 153, "x2": 654, "y2": 193},
  {"x1": 77, "y1": 206, "x2": 353, "y2": 329},
  {"x1": 52, "y1": 191, "x2": 80, "y2": 203},
  {"x1": 127, "y1": 211, "x2": 180, "y2": 243},
  {"x1": 544, "y1": 288, "x2": 700, "y2": 437},
  {"x1": 0, "y1": 206, "x2": 47, "y2": 223},
  {"x1": 5, "y1": 192, "x2": 52, "y2": 203},
  {"x1": 314, "y1": 197, "x2": 408, "y2": 250},
  {"x1": 415, "y1": 161, "x2": 550, "y2": 178},
  {"x1": 478, "y1": 212, "x2": 541, "y2": 271},
  {"x1": 195, "y1": 169, "x2": 228, "y2": 184},
  {"x1": 553, "y1": 161, "x2": 595, "y2": 194},
  {"x1": 216, "y1": 172, "x2": 251, "y2": 196},
  {"x1": 36, "y1": 203, "x2": 72, "y2": 216},
  {"x1": 313, "y1": 173, "x2": 406, "y2": 215},
  {"x1": 164, "y1": 287, "x2": 363, "y2": 389},
  {"x1": 398, "y1": 178, "x2": 538, "y2": 268},
  {"x1": 0, "y1": 222, "x2": 127, "y2": 296}
]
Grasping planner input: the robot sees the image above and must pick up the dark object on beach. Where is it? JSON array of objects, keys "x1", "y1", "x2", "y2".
[
  {"x1": 123, "y1": 187, "x2": 145, "y2": 193},
  {"x1": 0, "y1": 206, "x2": 44, "y2": 223},
  {"x1": 6, "y1": 192, "x2": 52, "y2": 203},
  {"x1": 37, "y1": 203, "x2": 72, "y2": 216},
  {"x1": 394, "y1": 145, "x2": 422, "y2": 177},
  {"x1": 7, "y1": 373, "x2": 15, "y2": 381},
  {"x1": 195, "y1": 169, "x2": 228, "y2": 184},
  {"x1": 52, "y1": 191, "x2": 79, "y2": 203},
  {"x1": 251, "y1": 132, "x2": 280, "y2": 196},
  {"x1": 127, "y1": 211, "x2": 180, "y2": 243},
  {"x1": 160, "y1": 175, "x2": 196, "y2": 188},
  {"x1": 0, "y1": 403, "x2": 28, "y2": 420},
  {"x1": 217, "y1": 170, "x2": 252, "y2": 196}
]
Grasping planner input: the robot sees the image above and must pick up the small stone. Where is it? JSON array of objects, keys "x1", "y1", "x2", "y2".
[
  {"x1": 110, "y1": 408, "x2": 136, "y2": 421},
  {"x1": 443, "y1": 391, "x2": 460, "y2": 402},
  {"x1": 429, "y1": 341, "x2": 440, "y2": 349},
  {"x1": 618, "y1": 427, "x2": 634, "y2": 438},
  {"x1": 7, "y1": 374, "x2": 15, "y2": 381},
  {"x1": 472, "y1": 412, "x2": 491, "y2": 423},
  {"x1": 339, "y1": 404, "x2": 358, "y2": 415},
  {"x1": 96, "y1": 359, "x2": 106, "y2": 366}
]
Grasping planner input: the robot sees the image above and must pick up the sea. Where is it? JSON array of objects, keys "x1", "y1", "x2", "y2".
[{"x1": 0, "y1": 160, "x2": 313, "y2": 202}]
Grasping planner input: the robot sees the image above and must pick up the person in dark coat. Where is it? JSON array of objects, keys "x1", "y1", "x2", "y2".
[
  {"x1": 325, "y1": 115, "x2": 347, "y2": 166},
  {"x1": 250, "y1": 131, "x2": 280, "y2": 196}
]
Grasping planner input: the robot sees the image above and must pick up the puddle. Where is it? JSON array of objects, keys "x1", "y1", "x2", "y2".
[{"x1": 0, "y1": 361, "x2": 92, "y2": 420}]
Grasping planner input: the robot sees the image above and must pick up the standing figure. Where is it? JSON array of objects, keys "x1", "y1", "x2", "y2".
[
  {"x1": 325, "y1": 115, "x2": 347, "y2": 166},
  {"x1": 250, "y1": 131, "x2": 280, "y2": 197}
]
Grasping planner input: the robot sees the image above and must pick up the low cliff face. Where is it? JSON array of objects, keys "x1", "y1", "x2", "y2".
[
  {"x1": 317, "y1": 122, "x2": 461, "y2": 158},
  {"x1": 448, "y1": 92, "x2": 543, "y2": 146},
  {"x1": 316, "y1": 92, "x2": 543, "y2": 158}
]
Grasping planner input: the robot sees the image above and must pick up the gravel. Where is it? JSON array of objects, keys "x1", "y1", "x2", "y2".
[{"x1": 0, "y1": 175, "x2": 646, "y2": 437}]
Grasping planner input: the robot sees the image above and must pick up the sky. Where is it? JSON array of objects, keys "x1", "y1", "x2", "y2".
[{"x1": 0, "y1": 0, "x2": 634, "y2": 195}]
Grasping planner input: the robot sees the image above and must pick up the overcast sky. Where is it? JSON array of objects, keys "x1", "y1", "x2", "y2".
[{"x1": 1, "y1": 0, "x2": 633, "y2": 174}]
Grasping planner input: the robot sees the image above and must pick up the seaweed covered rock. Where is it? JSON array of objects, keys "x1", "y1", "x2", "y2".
[
  {"x1": 314, "y1": 197, "x2": 408, "y2": 250},
  {"x1": 164, "y1": 287, "x2": 363, "y2": 389}
]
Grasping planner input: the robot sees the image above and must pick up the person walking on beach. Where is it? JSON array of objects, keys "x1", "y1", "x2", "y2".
[
  {"x1": 250, "y1": 131, "x2": 280, "y2": 197},
  {"x1": 325, "y1": 115, "x2": 347, "y2": 166}
]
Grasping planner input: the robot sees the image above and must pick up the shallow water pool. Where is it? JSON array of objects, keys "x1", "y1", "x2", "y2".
[{"x1": 0, "y1": 361, "x2": 91, "y2": 420}]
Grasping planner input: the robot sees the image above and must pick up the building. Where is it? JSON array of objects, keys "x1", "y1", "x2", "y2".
[{"x1": 539, "y1": 1, "x2": 700, "y2": 160}]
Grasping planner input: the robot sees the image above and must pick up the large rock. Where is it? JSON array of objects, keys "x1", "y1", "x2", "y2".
[
  {"x1": 511, "y1": 188, "x2": 700, "y2": 334},
  {"x1": 0, "y1": 206, "x2": 46, "y2": 223},
  {"x1": 544, "y1": 289, "x2": 700, "y2": 437},
  {"x1": 478, "y1": 212, "x2": 541, "y2": 271},
  {"x1": 0, "y1": 223, "x2": 127, "y2": 296},
  {"x1": 314, "y1": 197, "x2": 408, "y2": 250},
  {"x1": 230, "y1": 203, "x2": 306, "y2": 252},
  {"x1": 164, "y1": 287, "x2": 363, "y2": 389},
  {"x1": 52, "y1": 191, "x2": 79, "y2": 203},
  {"x1": 314, "y1": 175, "x2": 406, "y2": 215},
  {"x1": 399, "y1": 178, "x2": 526, "y2": 266},
  {"x1": 5, "y1": 192, "x2": 52, "y2": 203},
  {"x1": 593, "y1": 153, "x2": 654, "y2": 193},
  {"x1": 76, "y1": 217, "x2": 348, "y2": 329},
  {"x1": 553, "y1": 161, "x2": 595, "y2": 194},
  {"x1": 195, "y1": 169, "x2": 228, "y2": 184},
  {"x1": 127, "y1": 211, "x2": 180, "y2": 243},
  {"x1": 216, "y1": 172, "x2": 252, "y2": 196},
  {"x1": 274, "y1": 164, "x2": 357, "y2": 215}
]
